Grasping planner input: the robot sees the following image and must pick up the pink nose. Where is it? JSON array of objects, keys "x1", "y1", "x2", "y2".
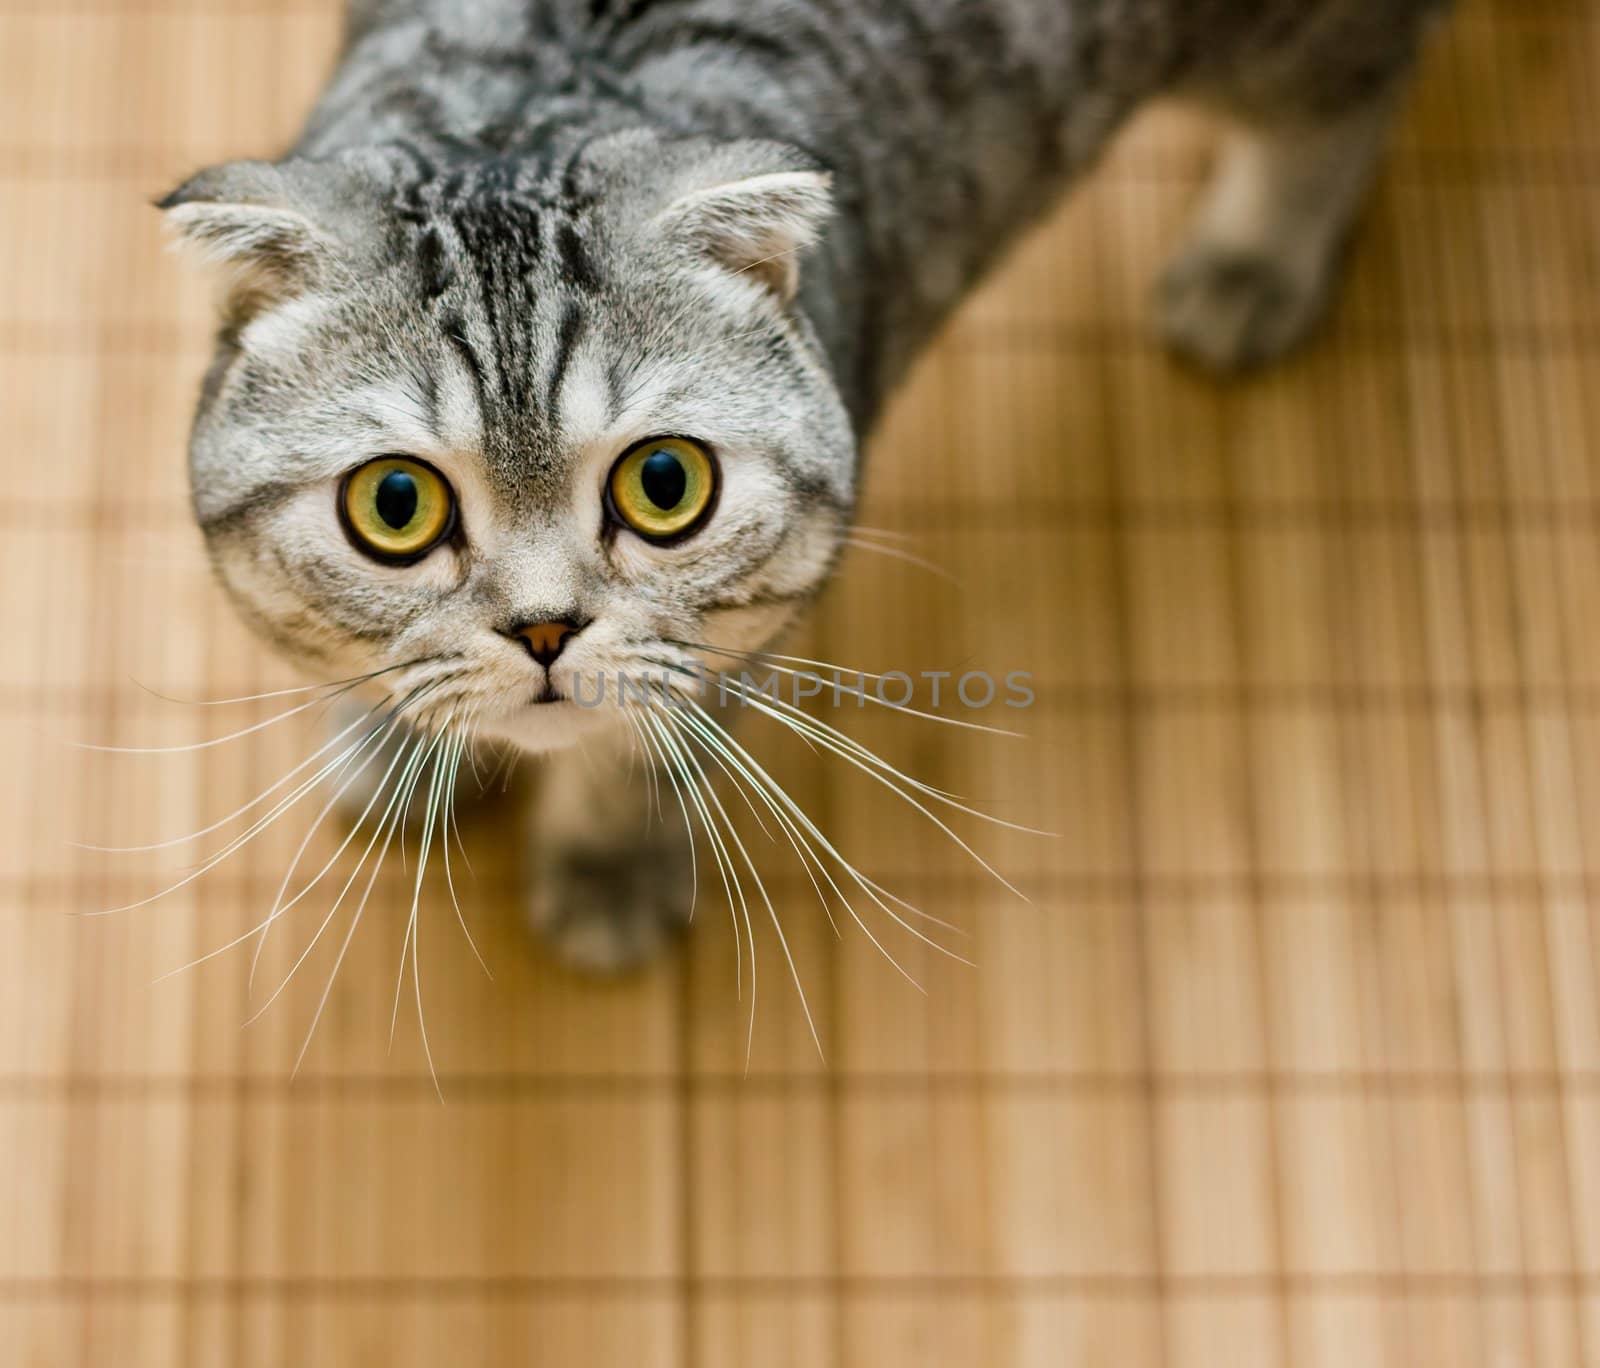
[{"x1": 513, "y1": 620, "x2": 577, "y2": 667}]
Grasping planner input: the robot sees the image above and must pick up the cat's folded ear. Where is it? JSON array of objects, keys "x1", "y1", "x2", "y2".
[
  {"x1": 645, "y1": 140, "x2": 834, "y2": 306},
  {"x1": 157, "y1": 160, "x2": 337, "y2": 321}
]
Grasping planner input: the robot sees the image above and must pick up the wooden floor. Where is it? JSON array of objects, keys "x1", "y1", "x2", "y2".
[{"x1": 4, "y1": 0, "x2": 1600, "y2": 1363}]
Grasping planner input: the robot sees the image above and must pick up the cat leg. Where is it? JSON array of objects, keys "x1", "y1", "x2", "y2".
[
  {"x1": 526, "y1": 721, "x2": 694, "y2": 974},
  {"x1": 1155, "y1": 88, "x2": 1400, "y2": 371}
]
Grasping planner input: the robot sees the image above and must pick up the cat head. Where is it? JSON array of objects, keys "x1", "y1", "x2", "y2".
[{"x1": 162, "y1": 132, "x2": 854, "y2": 751}]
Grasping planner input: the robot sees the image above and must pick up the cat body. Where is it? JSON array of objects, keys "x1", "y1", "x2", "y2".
[
  {"x1": 298, "y1": 0, "x2": 1439, "y2": 421},
  {"x1": 166, "y1": 0, "x2": 1443, "y2": 966}
]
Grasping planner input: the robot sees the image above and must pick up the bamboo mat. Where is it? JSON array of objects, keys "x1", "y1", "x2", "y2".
[{"x1": 3, "y1": 0, "x2": 1599, "y2": 1364}]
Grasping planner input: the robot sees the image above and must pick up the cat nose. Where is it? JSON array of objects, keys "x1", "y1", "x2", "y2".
[{"x1": 507, "y1": 618, "x2": 583, "y2": 667}]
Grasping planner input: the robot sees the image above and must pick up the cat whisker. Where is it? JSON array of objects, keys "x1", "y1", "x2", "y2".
[
  {"x1": 642, "y1": 659, "x2": 985, "y2": 943},
  {"x1": 87, "y1": 673, "x2": 464, "y2": 919},
  {"x1": 663, "y1": 690, "x2": 965, "y2": 986},
  {"x1": 636, "y1": 694, "x2": 776, "y2": 843},
  {"x1": 652, "y1": 693, "x2": 844, "y2": 944},
  {"x1": 842, "y1": 535, "x2": 960, "y2": 585},
  {"x1": 77, "y1": 685, "x2": 363, "y2": 756},
  {"x1": 129, "y1": 656, "x2": 446, "y2": 709},
  {"x1": 650, "y1": 709, "x2": 781, "y2": 1051},
  {"x1": 619, "y1": 709, "x2": 644, "y2": 788},
  {"x1": 249, "y1": 726, "x2": 435, "y2": 1029},
  {"x1": 73, "y1": 694, "x2": 390, "y2": 854},
  {"x1": 635, "y1": 707, "x2": 743, "y2": 1003},
  {"x1": 250, "y1": 742, "x2": 400, "y2": 979},
  {"x1": 652, "y1": 650, "x2": 980, "y2": 808},
  {"x1": 633, "y1": 707, "x2": 758, "y2": 1049},
  {"x1": 693, "y1": 698, "x2": 971, "y2": 960},
  {"x1": 442, "y1": 722, "x2": 490, "y2": 978},
  {"x1": 625, "y1": 642, "x2": 997, "y2": 998},
  {"x1": 671, "y1": 709, "x2": 921, "y2": 1000},
  {"x1": 451, "y1": 718, "x2": 482, "y2": 875},
  {"x1": 154, "y1": 721, "x2": 414, "y2": 986},
  {"x1": 245, "y1": 696, "x2": 423, "y2": 991},
  {"x1": 80, "y1": 652, "x2": 455, "y2": 754},
  {"x1": 288, "y1": 723, "x2": 441, "y2": 1075},
  {"x1": 650, "y1": 696, "x2": 828, "y2": 1049},
  {"x1": 631, "y1": 709, "x2": 699, "y2": 925},
  {"x1": 480, "y1": 738, "x2": 519, "y2": 795},
  {"x1": 729, "y1": 241, "x2": 807, "y2": 281},
  {"x1": 624, "y1": 709, "x2": 665, "y2": 830},
  {"x1": 85, "y1": 729, "x2": 379, "y2": 918},
  {"x1": 668, "y1": 638, "x2": 1026, "y2": 741},
  {"x1": 152, "y1": 679, "x2": 448, "y2": 982},
  {"x1": 711, "y1": 673, "x2": 1048, "y2": 839},
  {"x1": 703, "y1": 674, "x2": 1037, "y2": 899},
  {"x1": 391, "y1": 713, "x2": 455, "y2": 1099},
  {"x1": 462, "y1": 721, "x2": 486, "y2": 791}
]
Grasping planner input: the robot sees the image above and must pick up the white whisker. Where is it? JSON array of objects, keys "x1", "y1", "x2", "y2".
[
  {"x1": 656, "y1": 698, "x2": 841, "y2": 941},
  {"x1": 674, "y1": 692, "x2": 974, "y2": 972},
  {"x1": 249, "y1": 725, "x2": 434, "y2": 1026},
  {"x1": 637, "y1": 707, "x2": 743, "y2": 998},
  {"x1": 729, "y1": 685, "x2": 1031, "y2": 897},
  {"x1": 393, "y1": 724, "x2": 451, "y2": 1048},
  {"x1": 84, "y1": 723, "x2": 388, "y2": 919},
  {"x1": 244, "y1": 704, "x2": 415, "y2": 990},
  {"x1": 639, "y1": 706, "x2": 753, "y2": 1029},
  {"x1": 288, "y1": 726, "x2": 437, "y2": 1074},
  {"x1": 620, "y1": 709, "x2": 663, "y2": 831},
  {"x1": 701, "y1": 668, "x2": 1048, "y2": 839},
  {"x1": 843, "y1": 536, "x2": 960, "y2": 585},
  {"x1": 73, "y1": 694, "x2": 390, "y2": 854},
  {"x1": 130, "y1": 657, "x2": 435, "y2": 709},
  {"x1": 442, "y1": 724, "x2": 490, "y2": 977},
  {"x1": 632, "y1": 709, "x2": 699, "y2": 924},
  {"x1": 672, "y1": 639, "x2": 1026, "y2": 741},
  {"x1": 665, "y1": 699, "x2": 943, "y2": 992},
  {"x1": 406, "y1": 715, "x2": 455, "y2": 1100},
  {"x1": 650, "y1": 700, "x2": 776, "y2": 841},
  {"x1": 152, "y1": 712, "x2": 431, "y2": 984},
  {"x1": 78, "y1": 679, "x2": 372, "y2": 755},
  {"x1": 775, "y1": 696, "x2": 1035, "y2": 828},
  {"x1": 647, "y1": 702, "x2": 820, "y2": 1061},
  {"x1": 449, "y1": 731, "x2": 478, "y2": 878},
  {"x1": 850, "y1": 525, "x2": 920, "y2": 543},
  {"x1": 150, "y1": 694, "x2": 444, "y2": 985}
]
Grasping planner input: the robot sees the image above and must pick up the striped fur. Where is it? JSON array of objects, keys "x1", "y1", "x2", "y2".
[{"x1": 160, "y1": 0, "x2": 1446, "y2": 964}]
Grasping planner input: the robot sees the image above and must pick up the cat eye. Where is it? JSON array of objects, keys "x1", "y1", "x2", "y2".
[
  {"x1": 607, "y1": 437, "x2": 718, "y2": 543},
  {"x1": 340, "y1": 457, "x2": 456, "y2": 563}
]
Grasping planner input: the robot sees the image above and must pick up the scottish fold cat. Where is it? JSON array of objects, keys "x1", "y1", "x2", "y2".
[{"x1": 165, "y1": 0, "x2": 1444, "y2": 968}]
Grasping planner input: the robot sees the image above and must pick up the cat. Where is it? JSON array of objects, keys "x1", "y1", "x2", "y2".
[{"x1": 163, "y1": 0, "x2": 1446, "y2": 971}]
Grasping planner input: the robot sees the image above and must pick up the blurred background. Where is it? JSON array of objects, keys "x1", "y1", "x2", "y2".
[{"x1": 3, "y1": 0, "x2": 1600, "y2": 1363}]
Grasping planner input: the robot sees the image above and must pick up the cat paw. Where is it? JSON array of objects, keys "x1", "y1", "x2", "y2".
[
  {"x1": 528, "y1": 835, "x2": 694, "y2": 975},
  {"x1": 1155, "y1": 245, "x2": 1328, "y2": 372}
]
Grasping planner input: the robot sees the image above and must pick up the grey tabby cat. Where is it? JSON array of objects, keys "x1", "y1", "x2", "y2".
[{"x1": 164, "y1": 0, "x2": 1445, "y2": 969}]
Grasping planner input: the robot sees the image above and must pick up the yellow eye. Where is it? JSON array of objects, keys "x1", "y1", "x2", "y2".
[
  {"x1": 608, "y1": 437, "x2": 718, "y2": 542},
  {"x1": 341, "y1": 457, "x2": 455, "y2": 562}
]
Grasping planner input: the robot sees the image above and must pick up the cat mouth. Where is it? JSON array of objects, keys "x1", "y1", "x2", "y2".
[{"x1": 477, "y1": 687, "x2": 612, "y2": 755}]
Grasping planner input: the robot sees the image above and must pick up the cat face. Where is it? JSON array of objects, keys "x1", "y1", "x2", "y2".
[{"x1": 165, "y1": 136, "x2": 854, "y2": 752}]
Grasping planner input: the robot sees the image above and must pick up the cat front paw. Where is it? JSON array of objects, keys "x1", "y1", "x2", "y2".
[
  {"x1": 1155, "y1": 245, "x2": 1330, "y2": 372},
  {"x1": 528, "y1": 832, "x2": 694, "y2": 975}
]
